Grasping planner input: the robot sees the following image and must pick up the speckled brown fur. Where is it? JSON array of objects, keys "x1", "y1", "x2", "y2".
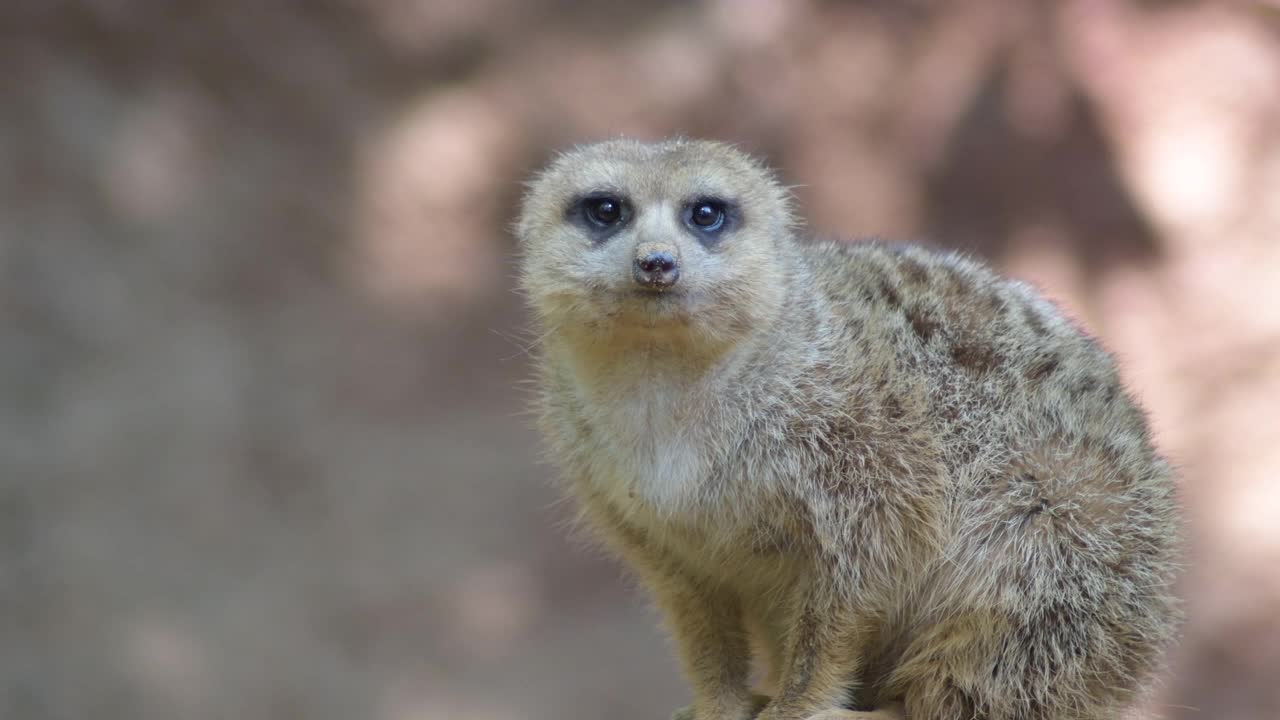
[{"x1": 517, "y1": 139, "x2": 1181, "y2": 720}]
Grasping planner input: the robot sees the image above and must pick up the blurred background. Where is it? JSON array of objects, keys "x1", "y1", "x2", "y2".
[{"x1": 3, "y1": 1, "x2": 1279, "y2": 719}]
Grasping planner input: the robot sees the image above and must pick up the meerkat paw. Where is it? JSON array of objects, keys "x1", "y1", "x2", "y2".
[
  {"x1": 671, "y1": 694, "x2": 771, "y2": 720},
  {"x1": 804, "y1": 702, "x2": 906, "y2": 720}
]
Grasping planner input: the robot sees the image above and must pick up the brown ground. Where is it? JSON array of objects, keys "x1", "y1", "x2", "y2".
[{"x1": 3, "y1": 2, "x2": 1279, "y2": 719}]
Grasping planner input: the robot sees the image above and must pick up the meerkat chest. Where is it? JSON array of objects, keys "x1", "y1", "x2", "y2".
[
  {"x1": 587, "y1": 392, "x2": 713, "y2": 511},
  {"x1": 572, "y1": 402, "x2": 805, "y2": 594}
]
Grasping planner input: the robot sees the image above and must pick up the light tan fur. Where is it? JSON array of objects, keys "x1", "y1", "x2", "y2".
[{"x1": 517, "y1": 138, "x2": 1181, "y2": 720}]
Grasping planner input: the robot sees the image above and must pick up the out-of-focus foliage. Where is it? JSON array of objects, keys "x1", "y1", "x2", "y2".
[{"x1": 2, "y1": 2, "x2": 1278, "y2": 719}]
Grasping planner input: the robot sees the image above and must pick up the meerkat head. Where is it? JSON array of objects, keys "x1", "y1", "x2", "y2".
[{"x1": 517, "y1": 138, "x2": 796, "y2": 357}]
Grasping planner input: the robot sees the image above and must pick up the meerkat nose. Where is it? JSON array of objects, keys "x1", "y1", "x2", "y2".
[{"x1": 634, "y1": 250, "x2": 681, "y2": 289}]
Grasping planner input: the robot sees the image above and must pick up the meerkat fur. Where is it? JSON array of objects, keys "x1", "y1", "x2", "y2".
[{"x1": 517, "y1": 138, "x2": 1181, "y2": 720}]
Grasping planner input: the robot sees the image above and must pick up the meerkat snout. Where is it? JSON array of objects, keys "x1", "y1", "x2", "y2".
[{"x1": 633, "y1": 242, "x2": 681, "y2": 289}]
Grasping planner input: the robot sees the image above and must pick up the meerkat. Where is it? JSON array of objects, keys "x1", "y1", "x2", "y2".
[{"x1": 516, "y1": 138, "x2": 1181, "y2": 720}]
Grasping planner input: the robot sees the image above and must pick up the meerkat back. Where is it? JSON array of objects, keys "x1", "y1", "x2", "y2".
[{"x1": 797, "y1": 239, "x2": 1182, "y2": 717}]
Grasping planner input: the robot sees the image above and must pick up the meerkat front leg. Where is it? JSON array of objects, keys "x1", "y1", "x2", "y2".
[
  {"x1": 649, "y1": 572, "x2": 765, "y2": 720},
  {"x1": 755, "y1": 583, "x2": 899, "y2": 720},
  {"x1": 584, "y1": 498, "x2": 765, "y2": 719}
]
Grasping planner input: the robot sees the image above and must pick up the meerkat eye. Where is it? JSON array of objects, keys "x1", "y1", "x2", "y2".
[
  {"x1": 583, "y1": 196, "x2": 625, "y2": 227},
  {"x1": 685, "y1": 199, "x2": 728, "y2": 234}
]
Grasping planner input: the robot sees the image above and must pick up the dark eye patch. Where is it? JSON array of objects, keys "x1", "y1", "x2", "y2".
[
  {"x1": 567, "y1": 191, "x2": 632, "y2": 241},
  {"x1": 682, "y1": 196, "x2": 738, "y2": 244},
  {"x1": 585, "y1": 197, "x2": 622, "y2": 226},
  {"x1": 691, "y1": 201, "x2": 724, "y2": 229}
]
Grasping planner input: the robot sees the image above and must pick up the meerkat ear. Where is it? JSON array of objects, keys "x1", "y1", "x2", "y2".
[
  {"x1": 513, "y1": 145, "x2": 583, "y2": 243},
  {"x1": 513, "y1": 174, "x2": 556, "y2": 244},
  {"x1": 509, "y1": 213, "x2": 530, "y2": 243}
]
